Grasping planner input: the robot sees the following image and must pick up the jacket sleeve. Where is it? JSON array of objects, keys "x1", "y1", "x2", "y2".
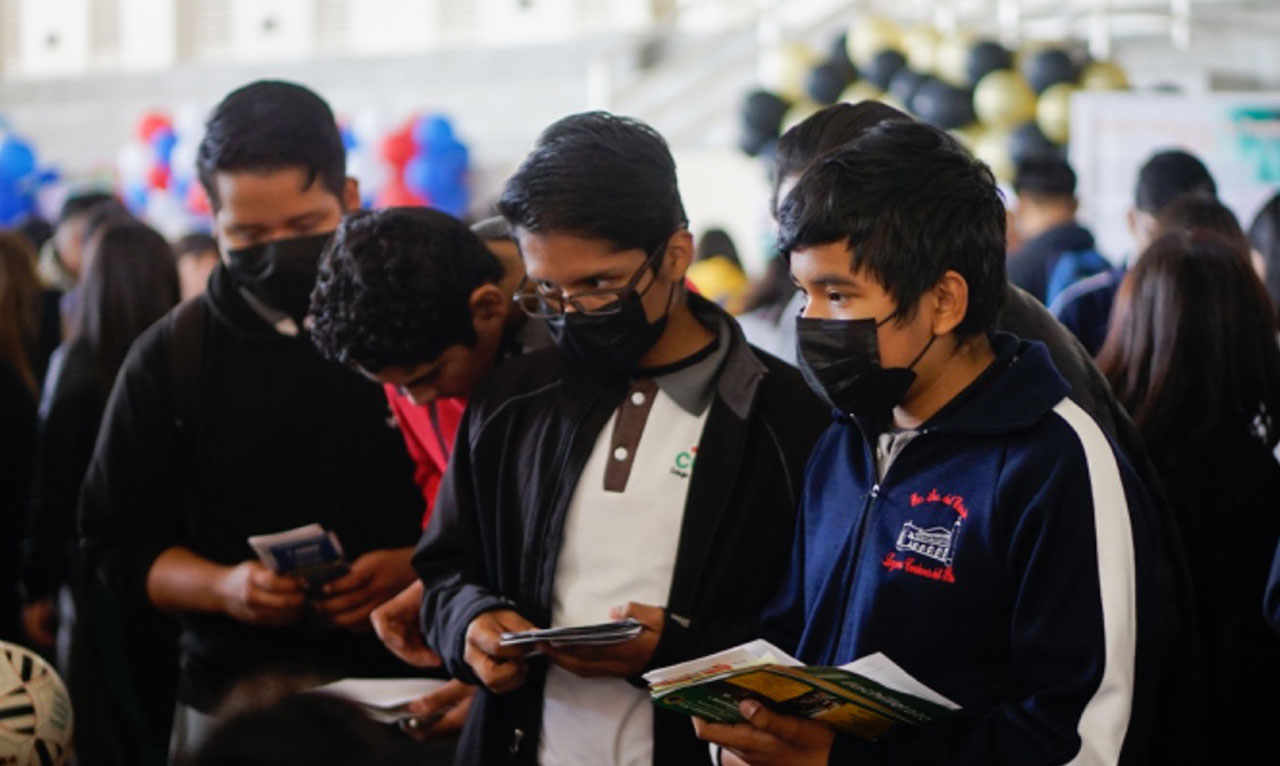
[
  {"x1": 22, "y1": 355, "x2": 99, "y2": 600},
  {"x1": 78, "y1": 324, "x2": 186, "y2": 606},
  {"x1": 831, "y1": 414, "x2": 1148, "y2": 765},
  {"x1": 412, "y1": 402, "x2": 513, "y2": 686}
]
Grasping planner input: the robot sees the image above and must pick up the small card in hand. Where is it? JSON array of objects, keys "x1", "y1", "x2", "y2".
[
  {"x1": 248, "y1": 523, "x2": 350, "y2": 593},
  {"x1": 499, "y1": 618, "x2": 644, "y2": 647}
]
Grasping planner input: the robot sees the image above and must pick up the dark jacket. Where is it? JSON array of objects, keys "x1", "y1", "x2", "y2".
[
  {"x1": 1154, "y1": 428, "x2": 1280, "y2": 764},
  {"x1": 0, "y1": 360, "x2": 37, "y2": 644},
  {"x1": 79, "y1": 264, "x2": 426, "y2": 712},
  {"x1": 1007, "y1": 221, "x2": 1096, "y2": 304},
  {"x1": 413, "y1": 295, "x2": 828, "y2": 765},
  {"x1": 1050, "y1": 265, "x2": 1126, "y2": 356},
  {"x1": 765, "y1": 334, "x2": 1184, "y2": 765}
]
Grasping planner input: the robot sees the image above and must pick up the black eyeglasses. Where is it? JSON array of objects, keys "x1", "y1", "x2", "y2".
[{"x1": 513, "y1": 242, "x2": 666, "y2": 319}]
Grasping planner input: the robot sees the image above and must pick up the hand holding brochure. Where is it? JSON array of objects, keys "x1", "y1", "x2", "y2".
[
  {"x1": 499, "y1": 618, "x2": 644, "y2": 647},
  {"x1": 310, "y1": 678, "x2": 450, "y2": 726},
  {"x1": 643, "y1": 639, "x2": 959, "y2": 741},
  {"x1": 247, "y1": 523, "x2": 350, "y2": 592}
]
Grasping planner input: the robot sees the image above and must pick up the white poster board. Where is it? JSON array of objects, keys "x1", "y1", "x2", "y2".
[{"x1": 1070, "y1": 91, "x2": 1280, "y2": 261}]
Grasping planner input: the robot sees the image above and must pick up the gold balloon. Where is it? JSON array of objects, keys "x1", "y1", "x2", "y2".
[
  {"x1": 901, "y1": 26, "x2": 941, "y2": 73},
  {"x1": 1036, "y1": 83, "x2": 1076, "y2": 144},
  {"x1": 973, "y1": 128, "x2": 1015, "y2": 182},
  {"x1": 782, "y1": 100, "x2": 824, "y2": 134},
  {"x1": 934, "y1": 32, "x2": 976, "y2": 87},
  {"x1": 974, "y1": 70, "x2": 1037, "y2": 130},
  {"x1": 761, "y1": 42, "x2": 819, "y2": 103},
  {"x1": 840, "y1": 81, "x2": 885, "y2": 104},
  {"x1": 845, "y1": 16, "x2": 903, "y2": 68},
  {"x1": 949, "y1": 123, "x2": 983, "y2": 152},
  {"x1": 1080, "y1": 60, "x2": 1129, "y2": 91}
]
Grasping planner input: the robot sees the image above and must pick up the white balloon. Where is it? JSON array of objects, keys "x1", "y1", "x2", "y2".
[
  {"x1": 170, "y1": 137, "x2": 200, "y2": 183},
  {"x1": 144, "y1": 189, "x2": 193, "y2": 240},
  {"x1": 351, "y1": 108, "x2": 386, "y2": 150},
  {"x1": 172, "y1": 103, "x2": 206, "y2": 139},
  {"x1": 346, "y1": 149, "x2": 388, "y2": 197},
  {"x1": 116, "y1": 140, "x2": 152, "y2": 185}
]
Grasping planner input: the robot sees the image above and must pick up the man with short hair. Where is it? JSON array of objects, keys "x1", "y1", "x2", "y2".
[
  {"x1": 79, "y1": 81, "x2": 426, "y2": 757},
  {"x1": 412, "y1": 111, "x2": 827, "y2": 765},
  {"x1": 694, "y1": 117, "x2": 1183, "y2": 766},
  {"x1": 1052, "y1": 149, "x2": 1217, "y2": 354},
  {"x1": 1006, "y1": 156, "x2": 1097, "y2": 304}
]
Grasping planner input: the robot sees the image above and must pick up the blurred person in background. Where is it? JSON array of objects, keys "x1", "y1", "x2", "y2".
[
  {"x1": 0, "y1": 232, "x2": 41, "y2": 645},
  {"x1": 1052, "y1": 149, "x2": 1217, "y2": 355},
  {"x1": 173, "y1": 232, "x2": 222, "y2": 301},
  {"x1": 1248, "y1": 191, "x2": 1280, "y2": 329},
  {"x1": 685, "y1": 227, "x2": 748, "y2": 312},
  {"x1": 1098, "y1": 228, "x2": 1280, "y2": 764},
  {"x1": 23, "y1": 218, "x2": 181, "y2": 765},
  {"x1": 1006, "y1": 156, "x2": 1099, "y2": 305}
]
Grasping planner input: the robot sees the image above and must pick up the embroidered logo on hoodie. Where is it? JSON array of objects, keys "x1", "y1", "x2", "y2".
[{"x1": 882, "y1": 489, "x2": 968, "y2": 583}]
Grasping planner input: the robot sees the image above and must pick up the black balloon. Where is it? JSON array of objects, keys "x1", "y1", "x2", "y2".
[
  {"x1": 807, "y1": 62, "x2": 852, "y2": 105},
  {"x1": 742, "y1": 89, "x2": 790, "y2": 135},
  {"x1": 966, "y1": 40, "x2": 1013, "y2": 87},
  {"x1": 911, "y1": 79, "x2": 975, "y2": 130},
  {"x1": 1023, "y1": 48, "x2": 1077, "y2": 94},
  {"x1": 828, "y1": 32, "x2": 859, "y2": 83},
  {"x1": 738, "y1": 124, "x2": 777, "y2": 158},
  {"x1": 1009, "y1": 121, "x2": 1063, "y2": 163},
  {"x1": 864, "y1": 49, "x2": 907, "y2": 91},
  {"x1": 888, "y1": 69, "x2": 928, "y2": 109}
]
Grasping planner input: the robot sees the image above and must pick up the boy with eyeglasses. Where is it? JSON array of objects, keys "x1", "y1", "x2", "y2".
[{"x1": 410, "y1": 111, "x2": 828, "y2": 765}]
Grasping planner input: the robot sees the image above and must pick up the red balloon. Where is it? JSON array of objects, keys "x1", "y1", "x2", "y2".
[
  {"x1": 377, "y1": 179, "x2": 427, "y2": 208},
  {"x1": 148, "y1": 164, "x2": 170, "y2": 190},
  {"x1": 380, "y1": 123, "x2": 418, "y2": 169},
  {"x1": 137, "y1": 112, "x2": 172, "y2": 143},
  {"x1": 186, "y1": 182, "x2": 211, "y2": 215}
]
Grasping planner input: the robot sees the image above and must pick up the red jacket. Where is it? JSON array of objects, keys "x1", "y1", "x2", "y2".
[{"x1": 385, "y1": 385, "x2": 466, "y2": 528}]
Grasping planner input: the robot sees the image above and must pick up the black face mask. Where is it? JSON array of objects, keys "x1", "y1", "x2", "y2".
[
  {"x1": 226, "y1": 233, "x2": 332, "y2": 324},
  {"x1": 547, "y1": 281, "x2": 673, "y2": 379},
  {"x1": 796, "y1": 314, "x2": 935, "y2": 433}
]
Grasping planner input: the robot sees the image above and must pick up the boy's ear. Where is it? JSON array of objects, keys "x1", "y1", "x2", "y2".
[
  {"x1": 662, "y1": 230, "x2": 695, "y2": 281},
  {"x1": 930, "y1": 270, "x2": 970, "y2": 337},
  {"x1": 342, "y1": 177, "x2": 361, "y2": 211},
  {"x1": 469, "y1": 283, "x2": 508, "y2": 324}
]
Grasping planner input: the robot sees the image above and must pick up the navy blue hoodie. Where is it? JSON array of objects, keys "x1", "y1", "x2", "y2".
[{"x1": 763, "y1": 333, "x2": 1181, "y2": 765}]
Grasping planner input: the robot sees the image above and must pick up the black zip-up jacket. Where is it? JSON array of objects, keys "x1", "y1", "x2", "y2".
[
  {"x1": 413, "y1": 295, "x2": 828, "y2": 765},
  {"x1": 79, "y1": 264, "x2": 426, "y2": 712}
]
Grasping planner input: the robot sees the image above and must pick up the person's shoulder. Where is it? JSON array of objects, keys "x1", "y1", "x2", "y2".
[
  {"x1": 747, "y1": 344, "x2": 830, "y2": 432},
  {"x1": 1049, "y1": 267, "x2": 1121, "y2": 316},
  {"x1": 466, "y1": 347, "x2": 564, "y2": 427}
]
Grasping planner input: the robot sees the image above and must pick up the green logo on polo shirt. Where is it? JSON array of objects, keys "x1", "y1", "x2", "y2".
[{"x1": 670, "y1": 447, "x2": 698, "y2": 479}]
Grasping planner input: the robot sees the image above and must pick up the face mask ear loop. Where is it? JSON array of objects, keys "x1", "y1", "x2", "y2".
[{"x1": 907, "y1": 333, "x2": 938, "y2": 371}]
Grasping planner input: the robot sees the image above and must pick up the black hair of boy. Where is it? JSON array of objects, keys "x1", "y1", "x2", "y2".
[
  {"x1": 57, "y1": 191, "x2": 116, "y2": 227},
  {"x1": 496, "y1": 111, "x2": 686, "y2": 260},
  {"x1": 174, "y1": 232, "x2": 220, "y2": 260},
  {"x1": 771, "y1": 101, "x2": 912, "y2": 214},
  {"x1": 1013, "y1": 156, "x2": 1077, "y2": 201},
  {"x1": 309, "y1": 207, "x2": 504, "y2": 372},
  {"x1": 1134, "y1": 150, "x2": 1216, "y2": 214},
  {"x1": 196, "y1": 80, "x2": 346, "y2": 210},
  {"x1": 777, "y1": 120, "x2": 1008, "y2": 336}
]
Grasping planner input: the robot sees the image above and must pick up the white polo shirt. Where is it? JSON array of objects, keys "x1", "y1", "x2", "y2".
[{"x1": 539, "y1": 328, "x2": 726, "y2": 766}]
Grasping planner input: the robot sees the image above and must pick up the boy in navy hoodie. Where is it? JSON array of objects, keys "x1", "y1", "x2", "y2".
[{"x1": 693, "y1": 120, "x2": 1180, "y2": 764}]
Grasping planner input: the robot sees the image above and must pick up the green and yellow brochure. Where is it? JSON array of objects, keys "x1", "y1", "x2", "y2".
[{"x1": 642, "y1": 639, "x2": 960, "y2": 740}]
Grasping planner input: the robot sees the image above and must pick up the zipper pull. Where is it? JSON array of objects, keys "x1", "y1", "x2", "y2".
[
  {"x1": 509, "y1": 728, "x2": 524, "y2": 754},
  {"x1": 870, "y1": 484, "x2": 881, "y2": 499}
]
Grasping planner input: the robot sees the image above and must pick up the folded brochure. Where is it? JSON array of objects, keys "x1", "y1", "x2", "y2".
[
  {"x1": 247, "y1": 523, "x2": 350, "y2": 590},
  {"x1": 642, "y1": 639, "x2": 959, "y2": 741},
  {"x1": 499, "y1": 618, "x2": 644, "y2": 647},
  {"x1": 311, "y1": 677, "x2": 450, "y2": 725}
]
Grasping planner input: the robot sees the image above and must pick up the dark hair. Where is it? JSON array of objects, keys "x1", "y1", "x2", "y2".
[
  {"x1": 82, "y1": 199, "x2": 133, "y2": 245},
  {"x1": 772, "y1": 101, "x2": 912, "y2": 216},
  {"x1": 1153, "y1": 193, "x2": 1250, "y2": 257},
  {"x1": 174, "y1": 232, "x2": 220, "y2": 259},
  {"x1": 309, "y1": 207, "x2": 504, "y2": 372},
  {"x1": 1013, "y1": 156, "x2": 1077, "y2": 201},
  {"x1": 15, "y1": 215, "x2": 53, "y2": 252},
  {"x1": 497, "y1": 111, "x2": 686, "y2": 259},
  {"x1": 696, "y1": 228, "x2": 741, "y2": 270},
  {"x1": 73, "y1": 220, "x2": 180, "y2": 392},
  {"x1": 197, "y1": 80, "x2": 347, "y2": 211},
  {"x1": 1248, "y1": 192, "x2": 1280, "y2": 327},
  {"x1": 1099, "y1": 230, "x2": 1280, "y2": 454},
  {"x1": 57, "y1": 191, "x2": 116, "y2": 227},
  {"x1": 184, "y1": 693, "x2": 417, "y2": 766},
  {"x1": 471, "y1": 215, "x2": 513, "y2": 243},
  {"x1": 777, "y1": 120, "x2": 1007, "y2": 336},
  {"x1": 0, "y1": 232, "x2": 42, "y2": 396},
  {"x1": 1134, "y1": 150, "x2": 1216, "y2": 214}
]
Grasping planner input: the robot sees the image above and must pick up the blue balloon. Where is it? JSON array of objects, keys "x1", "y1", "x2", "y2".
[
  {"x1": 403, "y1": 154, "x2": 433, "y2": 198},
  {"x1": 0, "y1": 188, "x2": 33, "y2": 226},
  {"x1": 341, "y1": 126, "x2": 358, "y2": 151},
  {"x1": 0, "y1": 136, "x2": 36, "y2": 181},
  {"x1": 412, "y1": 115, "x2": 455, "y2": 150},
  {"x1": 431, "y1": 184, "x2": 468, "y2": 218},
  {"x1": 433, "y1": 142, "x2": 469, "y2": 179},
  {"x1": 124, "y1": 182, "x2": 149, "y2": 214},
  {"x1": 37, "y1": 167, "x2": 61, "y2": 184},
  {"x1": 151, "y1": 127, "x2": 178, "y2": 165},
  {"x1": 173, "y1": 176, "x2": 190, "y2": 201}
]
